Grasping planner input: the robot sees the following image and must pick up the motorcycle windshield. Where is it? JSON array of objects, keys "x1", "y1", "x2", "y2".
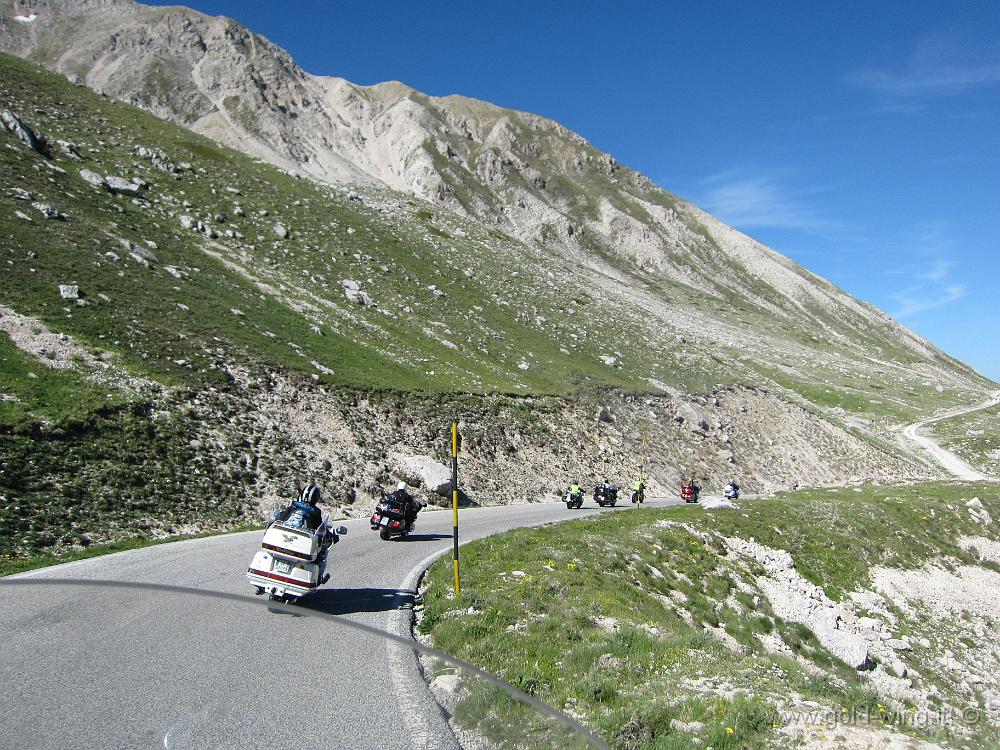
[{"x1": 0, "y1": 577, "x2": 606, "y2": 750}]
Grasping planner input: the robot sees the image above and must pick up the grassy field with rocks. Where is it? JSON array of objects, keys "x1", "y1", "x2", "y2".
[{"x1": 418, "y1": 483, "x2": 1000, "y2": 749}]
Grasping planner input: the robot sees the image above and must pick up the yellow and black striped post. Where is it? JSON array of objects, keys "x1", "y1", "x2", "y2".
[
  {"x1": 451, "y1": 421, "x2": 461, "y2": 596},
  {"x1": 637, "y1": 432, "x2": 647, "y2": 508}
]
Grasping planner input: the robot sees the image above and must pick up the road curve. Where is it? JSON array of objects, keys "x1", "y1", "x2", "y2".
[
  {"x1": 901, "y1": 390, "x2": 1000, "y2": 481},
  {"x1": 1, "y1": 496, "x2": 682, "y2": 749}
]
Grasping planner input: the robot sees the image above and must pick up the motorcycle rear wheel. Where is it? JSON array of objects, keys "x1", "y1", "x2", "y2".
[{"x1": 380, "y1": 528, "x2": 391, "y2": 541}]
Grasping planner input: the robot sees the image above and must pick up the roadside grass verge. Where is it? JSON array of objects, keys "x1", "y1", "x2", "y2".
[{"x1": 418, "y1": 483, "x2": 999, "y2": 749}]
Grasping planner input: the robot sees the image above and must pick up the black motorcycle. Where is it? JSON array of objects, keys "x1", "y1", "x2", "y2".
[
  {"x1": 370, "y1": 496, "x2": 413, "y2": 540},
  {"x1": 594, "y1": 484, "x2": 618, "y2": 507}
]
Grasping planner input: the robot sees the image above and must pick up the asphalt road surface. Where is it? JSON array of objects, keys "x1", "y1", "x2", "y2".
[{"x1": 2, "y1": 496, "x2": 683, "y2": 749}]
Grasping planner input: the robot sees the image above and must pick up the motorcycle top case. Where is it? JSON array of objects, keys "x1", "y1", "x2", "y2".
[
  {"x1": 261, "y1": 523, "x2": 321, "y2": 561},
  {"x1": 247, "y1": 550, "x2": 320, "y2": 594}
]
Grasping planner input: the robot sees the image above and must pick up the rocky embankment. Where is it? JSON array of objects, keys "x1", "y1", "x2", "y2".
[
  {"x1": 0, "y1": 313, "x2": 927, "y2": 559},
  {"x1": 235, "y1": 369, "x2": 927, "y2": 519}
]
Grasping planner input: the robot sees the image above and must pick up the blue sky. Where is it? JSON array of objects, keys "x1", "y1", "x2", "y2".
[{"x1": 149, "y1": 0, "x2": 1000, "y2": 381}]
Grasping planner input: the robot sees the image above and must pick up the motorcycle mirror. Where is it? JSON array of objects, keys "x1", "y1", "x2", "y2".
[{"x1": 335, "y1": 525, "x2": 348, "y2": 536}]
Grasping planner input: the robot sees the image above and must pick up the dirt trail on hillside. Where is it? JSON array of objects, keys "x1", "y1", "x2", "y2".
[{"x1": 902, "y1": 391, "x2": 1000, "y2": 480}]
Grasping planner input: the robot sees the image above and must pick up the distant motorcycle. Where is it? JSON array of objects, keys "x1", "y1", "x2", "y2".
[
  {"x1": 593, "y1": 484, "x2": 618, "y2": 507},
  {"x1": 681, "y1": 482, "x2": 699, "y2": 503},
  {"x1": 631, "y1": 487, "x2": 645, "y2": 504},
  {"x1": 370, "y1": 494, "x2": 417, "y2": 540},
  {"x1": 724, "y1": 483, "x2": 740, "y2": 500},
  {"x1": 246, "y1": 518, "x2": 347, "y2": 604},
  {"x1": 565, "y1": 488, "x2": 585, "y2": 509}
]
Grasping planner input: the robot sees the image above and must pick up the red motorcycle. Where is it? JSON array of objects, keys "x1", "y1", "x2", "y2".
[{"x1": 681, "y1": 482, "x2": 699, "y2": 503}]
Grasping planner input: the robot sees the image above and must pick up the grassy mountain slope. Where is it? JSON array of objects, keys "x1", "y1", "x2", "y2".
[
  {"x1": 0, "y1": 54, "x2": 986, "y2": 565},
  {"x1": 1, "y1": 3, "x2": 994, "y2": 433}
]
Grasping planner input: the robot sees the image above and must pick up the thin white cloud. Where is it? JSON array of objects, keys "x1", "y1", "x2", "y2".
[
  {"x1": 699, "y1": 171, "x2": 840, "y2": 233},
  {"x1": 891, "y1": 284, "x2": 966, "y2": 319},
  {"x1": 889, "y1": 220, "x2": 966, "y2": 319},
  {"x1": 916, "y1": 258, "x2": 955, "y2": 283},
  {"x1": 849, "y1": 35, "x2": 1000, "y2": 99}
]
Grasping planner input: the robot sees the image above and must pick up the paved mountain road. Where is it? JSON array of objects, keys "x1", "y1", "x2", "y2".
[
  {"x1": 901, "y1": 390, "x2": 1000, "y2": 481},
  {"x1": 1, "y1": 497, "x2": 681, "y2": 749}
]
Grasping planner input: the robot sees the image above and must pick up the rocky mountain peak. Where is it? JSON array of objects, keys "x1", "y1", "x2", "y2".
[{"x1": 0, "y1": 0, "x2": 984, "y2": 378}]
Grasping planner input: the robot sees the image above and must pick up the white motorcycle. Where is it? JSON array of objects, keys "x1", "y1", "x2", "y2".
[{"x1": 246, "y1": 518, "x2": 348, "y2": 603}]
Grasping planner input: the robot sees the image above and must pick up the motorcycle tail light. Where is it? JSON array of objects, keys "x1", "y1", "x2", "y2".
[{"x1": 391, "y1": 520, "x2": 401, "y2": 528}]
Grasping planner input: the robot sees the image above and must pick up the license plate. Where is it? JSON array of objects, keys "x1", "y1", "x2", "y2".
[
  {"x1": 380, "y1": 517, "x2": 390, "y2": 526},
  {"x1": 274, "y1": 560, "x2": 292, "y2": 574}
]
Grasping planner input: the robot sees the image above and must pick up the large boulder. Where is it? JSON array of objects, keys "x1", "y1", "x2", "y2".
[
  {"x1": 966, "y1": 497, "x2": 992, "y2": 525},
  {"x1": 105, "y1": 175, "x2": 142, "y2": 196},
  {"x1": 816, "y1": 628, "x2": 870, "y2": 670},
  {"x1": 56, "y1": 140, "x2": 83, "y2": 160},
  {"x1": 342, "y1": 279, "x2": 375, "y2": 307},
  {"x1": 395, "y1": 454, "x2": 452, "y2": 496}
]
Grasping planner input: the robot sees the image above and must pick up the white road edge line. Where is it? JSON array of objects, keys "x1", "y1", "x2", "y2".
[{"x1": 389, "y1": 545, "x2": 458, "y2": 750}]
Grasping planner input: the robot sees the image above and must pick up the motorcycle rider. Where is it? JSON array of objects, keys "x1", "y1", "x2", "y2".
[
  {"x1": 598, "y1": 478, "x2": 617, "y2": 502},
  {"x1": 724, "y1": 478, "x2": 740, "y2": 498},
  {"x1": 271, "y1": 483, "x2": 324, "y2": 530},
  {"x1": 682, "y1": 476, "x2": 700, "y2": 501},
  {"x1": 632, "y1": 477, "x2": 646, "y2": 503},
  {"x1": 270, "y1": 483, "x2": 338, "y2": 575},
  {"x1": 387, "y1": 481, "x2": 425, "y2": 531},
  {"x1": 569, "y1": 480, "x2": 583, "y2": 501}
]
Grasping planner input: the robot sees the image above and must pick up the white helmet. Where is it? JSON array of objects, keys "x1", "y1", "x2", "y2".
[{"x1": 396, "y1": 481, "x2": 407, "y2": 491}]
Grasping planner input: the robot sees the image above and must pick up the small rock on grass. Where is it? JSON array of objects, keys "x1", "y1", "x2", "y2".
[
  {"x1": 669, "y1": 719, "x2": 705, "y2": 733},
  {"x1": 431, "y1": 674, "x2": 460, "y2": 694},
  {"x1": 80, "y1": 168, "x2": 105, "y2": 189},
  {"x1": 1, "y1": 110, "x2": 50, "y2": 156}
]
